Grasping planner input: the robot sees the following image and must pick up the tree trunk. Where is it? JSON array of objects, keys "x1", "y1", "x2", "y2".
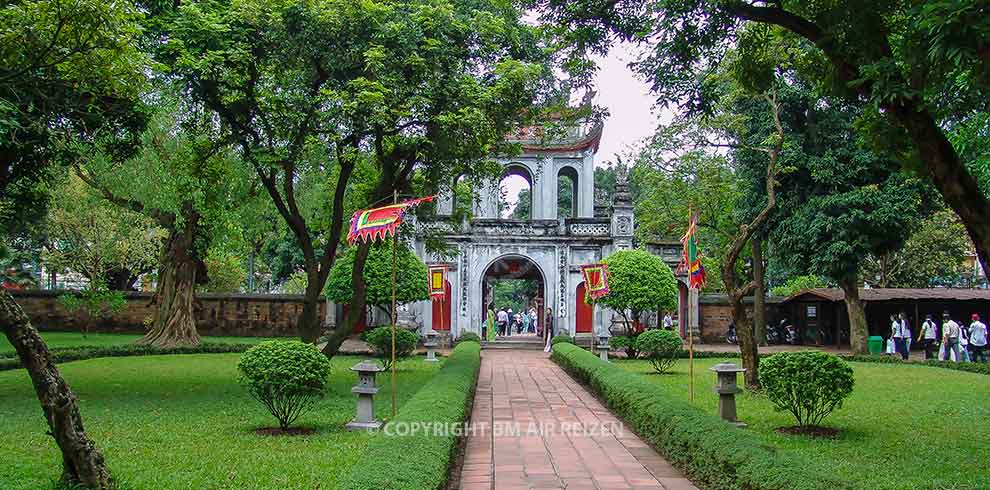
[
  {"x1": 752, "y1": 236, "x2": 767, "y2": 346},
  {"x1": 732, "y1": 292, "x2": 760, "y2": 389},
  {"x1": 322, "y1": 241, "x2": 372, "y2": 358},
  {"x1": 0, "y1": 290, "x2": 111, "y2": 489},
  {"x1": 298, "y1": 268, "x2": 324, "y2": 344},
  {"x1": 839, "y1": 275, "x2": 869, "y2": 354},
  {"x1": 139, "y1": 212, "x2": 201, "y2": 348}
]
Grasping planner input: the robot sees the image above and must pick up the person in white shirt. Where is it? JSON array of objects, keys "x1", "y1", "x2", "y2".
[
  {"x1": 893, "y1": 312, "x2": 911, "y2": 360},
  {"x1": 496, "y1": 309, "x2": 509, "y2": 337},
  {"x1": 942, "y1": 312, "x2": 961, "y2": 362},
  {"x1": 969, "y1": 314, "x2": 987, "y2": 363},
  {"x1": 663, "y1": 313, "x2": 673, "y2": 330},
  {"x1": 917, "y1": 314, "x2": 939, "y2": 360}
]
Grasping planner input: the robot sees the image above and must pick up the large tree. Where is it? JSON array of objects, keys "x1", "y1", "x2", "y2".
[
  {"x1": 168, "y1": 0, "x2": 558, "y2": 354},
  {"x1": 0, "y1": 1, "x2": 149, "y2": 487},
  {"x1": 861, "y1": 210, "x2": 971, "y2": 288},
  {"x1": 534, "y1": 0, "x2": 990, "y2": 286},
  {"x1": 76, "y1": 108, "x2": 249, "y2": 347}
]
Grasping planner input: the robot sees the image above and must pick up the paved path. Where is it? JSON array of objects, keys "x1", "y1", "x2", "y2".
[{"x1": 459, "y1": 350, "x2": 698, "y2": 490}]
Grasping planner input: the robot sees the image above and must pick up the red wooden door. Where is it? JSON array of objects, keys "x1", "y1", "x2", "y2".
[
  {"x1": 432, "y1": 281, "x2": 452, "y2": 330},
  {"x1": 341, "y1": 304, "x2": 367, "y2": 333},
  {"x1": 575, "y1": 282, "x2": 593, "y2": 333}
]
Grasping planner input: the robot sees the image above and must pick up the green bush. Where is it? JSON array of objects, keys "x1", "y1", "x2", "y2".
[
  {"x1": 365, "y1": 326, "x2": 419, "y2": 370},
  {"x1": 0, "y1": 342, "x2": 257, "y2": 371},
  {"x1": 550, "y1": 334, "x2": 575, "y2": 346},
  {"x1": 456, "y1": 332, "x2": 481, "y2": 343},
  {"x1": 237, "y1": 341, "x2": 332, "y2": 429},
  {"x1": 551, "y1": 343, "x2": 853, "y2": 490},
  {"x1": 635, "y1": 329, "x2": 682, "y2": 374},
  {"x1": 338, "y1": 341, "x2": 481, "y2": 490},
  {"x1": 759, "y1": 351, "x2": 855, "y2": 427},
  {"x1": 609, "y1": 335, "x2": 639, "y2": 358}
]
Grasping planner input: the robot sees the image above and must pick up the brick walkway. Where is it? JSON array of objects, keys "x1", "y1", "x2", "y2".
[{"x1": 459, "y1": 350, "x2": 697, "y2": 490}]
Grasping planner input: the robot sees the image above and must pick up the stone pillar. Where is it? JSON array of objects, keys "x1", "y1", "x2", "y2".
[
  {"x1": 710, "y1": 362, "x2": 746, "y2": 427},
  {"x1": 346, "y1": 361, "x2": 384, "y2": 431}
]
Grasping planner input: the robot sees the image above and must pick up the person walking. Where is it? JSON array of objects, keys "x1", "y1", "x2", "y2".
[
  {"x1": 893, "y1": 312, "x2": 911, "y2": 360},
  {"x1": 506, "y1": 308, "x2": 514, "y2": 337},
  {"x1": 530, "y1": 307, "x2": 538, "y2": 334},
  {"x1": 486, "y1": 304, "x2": 497, "y2": 343},
  {"x1": 917, "y1": 314, "x2": 939, "y2": 360},
  {"x1": 543, "y1": 307, "x2": 555, "y2": 353},
  {"x1": 968, "y1": 314, "x2": 988, "y2": 363},
  {"x1": 522, "y1": 309, "x2": 531, "y2": 335},
  {"x1": 662, "y1": 312, "x2": 673, "y2": 330},
  {"x1": 886, "y1": 315, "x2": 898, "y2": 356},
  {"x1": 958, "y1": 315, "x2": 971, "y2": 362},
  {"x1": 496, "y1": 308, "x2": 508, "y2": 337},
  {"x1": 942, "y1": 312, "x2": 961, "y2": 362}
]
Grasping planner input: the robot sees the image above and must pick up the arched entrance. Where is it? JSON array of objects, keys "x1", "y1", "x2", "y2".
[
  {"x1": 431, "y1": 280, "x2": 452, "y2": 331},
  {"x1": 575, "y1": 282, "x2": 593, "y2": 333},
  {"x1": 482, "y1": 254, "x2": 546, "y2": 338}
]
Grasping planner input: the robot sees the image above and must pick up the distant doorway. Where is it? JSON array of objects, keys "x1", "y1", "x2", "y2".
[
  {"x1": 575, "y1": 282, "x2": 593, "y2": 333},
  {"x1": 482, "y1": 255, "x2": 545, "y2": 338},
  {"x1": 432, "y1": 280, "x2": 452, "y2": 331}
]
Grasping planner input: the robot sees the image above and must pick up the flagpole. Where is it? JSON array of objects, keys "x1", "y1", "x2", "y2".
[
  {"x1": 689, "y1": 297, "x2": 695, "y2": 403},
  {"x1": 390, "y1": 190, "x2": 398, "y2": 418}
]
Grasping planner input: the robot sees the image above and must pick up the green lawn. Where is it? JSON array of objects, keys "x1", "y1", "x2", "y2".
[
  {"x1": 0, "y1": 353, "x2": 442, "y2": 490},
  {"x1": 615, "y1": 358, "x2": 990, "y2": 490},
  {"x1": 0, "y1": 331, "x2": 273, "y2": 354}
]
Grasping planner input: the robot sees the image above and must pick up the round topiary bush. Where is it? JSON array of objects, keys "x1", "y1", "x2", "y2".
[
  {"x1": 609, "y1": 335, "x2": 639, "y2": 358},
  {"x1": 237, "y1": 340, "x2": 332, "y2": 430},
  {"x1": 365, "y1": 326, "x2": 419, "y2": 370},
  {"x1": 759, "y1": 351, "x2": 855, "y2": 428},
  {"x1": 457, "y1": 332, "x2": 481, "y2": 343},
  {"x1": 550, "y1": 334, "x2": 575, "y2": 346},
  {"x1": 635, "y1": 329, "x2": 682, "y2": 374}
]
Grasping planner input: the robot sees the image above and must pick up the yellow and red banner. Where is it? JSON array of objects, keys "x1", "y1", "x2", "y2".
[
  {"x1": 428, "y1": 264, "x2": 448, "y2": 299},
  {"x1": 347, "y1": 196, "x2": 434, "y2": 245},
  {"x1": 580, "y1": 263, "x2": 610, "y2": 300}
]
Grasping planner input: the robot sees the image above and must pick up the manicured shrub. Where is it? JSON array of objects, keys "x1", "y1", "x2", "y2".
[
  {"x1": 456, "y1": 332, "x2": 481, "y2": 343},
  {"x1": 759, "y1": 351, "x2": 855, "y2": 427},
  {"x1": 237, "y1": 340, "x2": 332, "y2": 429},
  {"x1": 550, "y1": 334, "x2": 575, "y2": 346},
  {"x1": 609, "y1": 335, "x2": 638, "y2": 358},
  {"x1": 551, "y1": 343, "x2": 853, "y2": 490},
  {"x1": 365, "y1": 326, "x2": 419, "y2": 370},
  {"x1": 635, "y1": 329, "x2": 682, "y2": 374},
  {"x1": 338, "y1": 341, "x2": 481, "y2": 490}
]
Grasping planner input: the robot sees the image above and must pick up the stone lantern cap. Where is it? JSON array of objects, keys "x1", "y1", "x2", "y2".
[
  {"x1": 351, "y1": 360, "x2": 383, "y2": 373},
  {"x1": 710, "y1": 362, "x2": 746, "y2": 394},
  {"x1": 709, "y1": 362, "x2": 746, "y2": 374}
]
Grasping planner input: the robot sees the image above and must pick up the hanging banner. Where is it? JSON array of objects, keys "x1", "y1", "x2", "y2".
[
  {"x1": 347, "y1": 196, "x2": 435, "y2": 245},
  {"x1": 580, "y1": 263, "x2": 611, "y2": 300},
  {"x1": 428, "y1": 264, "x2": 448, "y2": 299},
  {"x1": 678, "y1": 212, "x2": 707, "y2": 289}
]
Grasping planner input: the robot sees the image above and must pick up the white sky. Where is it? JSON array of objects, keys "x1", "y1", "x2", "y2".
[{"x1": 500, "y1": 42, "x2": 671, "y2": 214}]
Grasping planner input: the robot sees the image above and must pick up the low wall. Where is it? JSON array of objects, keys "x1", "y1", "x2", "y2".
[
  {"x1": 9, "y1": 290, "x2": 326, "y2": 338},
  {"x1": 698, "y1": 294, "x2": 784, "y2": 343}
]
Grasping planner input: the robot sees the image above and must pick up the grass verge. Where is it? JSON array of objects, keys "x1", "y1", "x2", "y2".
[{"x1": 552, "y1": 342, "x2": 854, "y2": 490}]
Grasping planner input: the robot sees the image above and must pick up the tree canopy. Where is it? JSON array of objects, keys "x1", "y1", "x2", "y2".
[
  {"x1": 596, "y1": 249, "x2": 678, "y2": 322},
  {"x1": 325, "y1": 242, "x2": 429, "y2": 307}
]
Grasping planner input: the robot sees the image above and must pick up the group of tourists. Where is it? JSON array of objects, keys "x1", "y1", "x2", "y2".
[
  {"x1": 887, "y1": 311, "x2": 988, "y2": 363},
  {"x1": 484, "y1": 304, "x2": 556, "y2": 351},
  {"x1": 492, "y1": 306, "x2": 539, "y2": 336}
]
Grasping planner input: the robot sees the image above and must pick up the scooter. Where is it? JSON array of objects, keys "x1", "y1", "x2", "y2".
[{"x1": 726, "y1": 324, "x2": 738, "y2": 344}]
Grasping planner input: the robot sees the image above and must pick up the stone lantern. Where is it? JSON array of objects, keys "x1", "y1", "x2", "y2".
[
  {"x1": 423, "y1": 329, "x2": 440, "y2": 362},
  {"x1": 346, "y1": 360, "x2": 383, "y2": 431},
  {"x1": 709, "y1": 362, "x2": 747, "y2": 427},
  {"x1": 596, "y1": 331, "x2": 611, "y2": 362}
]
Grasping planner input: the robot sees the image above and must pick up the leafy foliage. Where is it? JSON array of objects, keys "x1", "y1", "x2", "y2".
[
  {"x1": 325, "y1": 242, "x2": 429, "y2": 307},
  {"x1": 770, "y1": 275, "x2": 829, "y2": 298},
  {"x1": 237, "y1": 341, "x2": 332, "y2": 429},
  {"x1": 596, "y1": 249, "x2": 678, "y2": 320},
  {"x1": 200, "y1": 251, "x2": 246, "y2": 293},
  {"x1": 364, "y1": 327, "x2": 419, "y2": 371},
  {"x1": 550, "y1": 334, "x2": 575, "y2": 346},
  {"x1": 635, "y1": 329, "x2": 682, "y2": 374},
  {"x1": 455, "y1": 332, "x2": 481, "y2": 344},
  {"x1": 57, "y1": 284, "x2": 127, "y2": 337},
  {"x1": 861, "y1": 210, "x2": 971, "y2": 288},
  {"x1": 759, "y1": 352, "x2": 855, "y2": 428},
  {"x1": 609, "y1": 335, "x2": 638, "y2": 359}
]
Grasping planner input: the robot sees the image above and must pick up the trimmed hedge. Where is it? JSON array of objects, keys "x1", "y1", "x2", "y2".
[
  {"x1": 0, "y1": 342, "x2": 256, "y2": 371},
  {"x1": 338, "y1": 340, "x2": 481, "y2": 490},
  {"x1": 552, "y1": 343, "x2": 854, "y2": 490}
]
